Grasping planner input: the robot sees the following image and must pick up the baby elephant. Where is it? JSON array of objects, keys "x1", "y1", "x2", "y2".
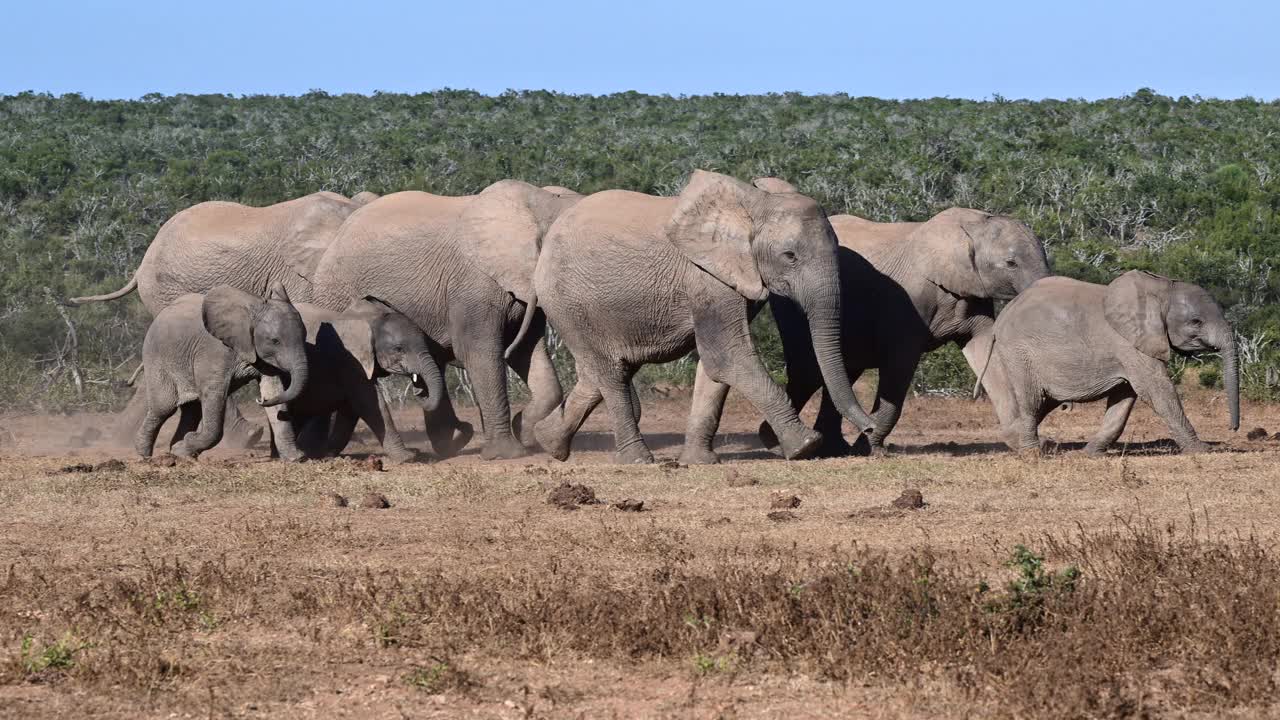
[
  {"x1": 137, "y1": 283, "x2": 310, "y2": 459},
  {"x1": 257, "y1": 298, "x2": 445, "y2": 463},
  {"x1": 976, "y1": 271, "x2": 1239, "y2": 455}
]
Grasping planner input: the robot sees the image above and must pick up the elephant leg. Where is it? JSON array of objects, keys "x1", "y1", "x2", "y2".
[
  {"x1": 422, "y1": 390, "x2": 473, "y2": 459},
  {"x1": 630, "y1": 382, "x2": 642, "y2": 425},
  {"x1": 533, "y1": 381, "x2": 603, "y2": 462},
  {"x1": 352, "y1": 387, "x2": 415, "y2": 464},
  {"x1": 325, "y1": 409, "x2": 359, "y2": 457},
  {"x1": 172, "y1": 387, "x2": 229, "y2": 460},
  {"x1": 168, "y1": 403, "x2": 202, "y2": 449},
  {"x1": 453, "y1": 310, "x2": 526, "y2": 461},
  {"x1": 1136, "y1": 375, "x2": 1209, "y2": 453},
  {"x1": 506, "y1": 333, "x2": 564, "y2": 449},
  {"x1": 758, "y1": 370, "x2": 824, "y2": 451},
  {"x1": 694, "y1": 302, "x2": 821, "y2": 461},
  {"x1": 597, "y1": 363, "x2": 652, "y2": 464},
  {"x1": 135, "y1": 385, "x2": 178, "y2": 458},
  {"x1": 221, "y1": 402, "x2": 264, "y2": 449},
  {"x1": 865, "y1": 353, "x2": 919, "y2": 451},
  {"x1": 678, "y1": 360, "x2": 729, "y2": 465},
  {"x1": 1084, "y1": 386, "x2": 1137, "y2": 456},
  {"x1": 259, "y1": 376, "x2": 305, "y2": 462}
]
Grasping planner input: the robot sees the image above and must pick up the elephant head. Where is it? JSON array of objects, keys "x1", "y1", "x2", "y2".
[
  {"x1": 340, "y1": 297, "x2": 446, "y2": 412},
  {"x1": 921, "y1": 208, "x2": 1050, "y2": 300},
  {"x1": 666, "y1": 170, "x2": 875, "y2": 433},
  {"x1": 1104, "y1": 270, "x2": 1239, "y2": 431},
  {"x1": 202, "y1": 282, "x2": 309, "y2": 407}
]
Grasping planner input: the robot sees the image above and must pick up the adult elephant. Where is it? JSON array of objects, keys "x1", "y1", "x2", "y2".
[
  {"x1": 524, "y1": 170, "x2": 874, "y2": 464},
  {"x1": 310, "y1": 180, "x2": 581, "y2": 460},
  {"x1": 69, "y1": 190, "x2": 375, "y2": 447},
  {"x1": 976, "y1": 271, "x2": 1239, "y2": 454},
  {"x1": 717, "y1": 193, "x2": 1051, "y2": 460}
]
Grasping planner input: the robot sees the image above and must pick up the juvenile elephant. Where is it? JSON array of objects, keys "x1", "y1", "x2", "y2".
[
  {"x1": 257, "y1": 298, "x2": 445, "y2": 463},
  {"x1": 136, "y1": 284, "x2": 309, "y2": 459},
  {"x1": 71, "y1": 190, "x2": 375, "y2": 448},
  {"x1": 976, "y1": 271, "x2": 1240, "y2": 454},
  {"x1": 311, "y1": 180, "x2": 581, "y2": 460},
  {"x1": 524, "y1": 170, "x2": 875, "y2": 464},
  {"x1": 735, "y1": 198, "x2": 1050, "y2": 458}
]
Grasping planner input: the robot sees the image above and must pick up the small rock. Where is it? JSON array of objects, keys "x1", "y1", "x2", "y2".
[
  {"x1": 891, "y1": 489, "x2": 926, "y2": 510},
  {"x1": 359, "y1": 492, "x2": 391, "y2": 509},
  {"x1": 149, "y1": 454, "x2": 178, "y2": 468},
  {"x1": 360, "y1": 456, "x2": 384, "y2": 472},
  {"x1": 92, "y1": 459, "x2": 127, "y2": 473},
  {"x1": 547, "y1": 482, "x2": 599, "y2": 510},
  {"x1": 57, "y1": 463, "x2": 94, "y2": 474},
  {"x1": 328, "y1": 493, "x2": 349, "y2": 508},
  {"x1": 612, "y1": 498, "x2": 645, "y2": 512},
  {"x1": 766, "y1": 510, "x2": 798, "y2": 522},
  {"x1": 1246, "y1": 427, "x2": 1268, "y2": 441},
  {"x1": 725, "y1": 468, "x2": 758, "y2": 487},
  {"x1": 770, "y1": 494, "x2": 801, "y2": 510}
]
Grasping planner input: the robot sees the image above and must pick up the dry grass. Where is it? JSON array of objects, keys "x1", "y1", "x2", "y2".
[{"x1": 1, "y1": 390, "x2": 1279, "y2": 718}]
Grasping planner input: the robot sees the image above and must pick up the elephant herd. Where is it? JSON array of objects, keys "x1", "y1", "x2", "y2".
[{"x1": 69, "y1": 171, "x2": 1240, "y2": 465}]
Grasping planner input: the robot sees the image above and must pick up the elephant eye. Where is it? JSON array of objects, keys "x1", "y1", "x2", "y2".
[
  {"x1": 1191, "y1": 318, "x2": 1202, "y2": 326},
  {"x1": 271, "y1": 338, "x2": 280, "y2": 345},
  {"x1": 781, "y1": 250, "x2": 798, "y2": 264},
  {"x1": 1004, "y1": 258, "x2": 1018, "y2": 268}
]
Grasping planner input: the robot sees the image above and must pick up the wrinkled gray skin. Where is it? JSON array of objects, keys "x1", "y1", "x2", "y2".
[
  {"x1": 311, "y1": 180, "x2": 581, "y2": 460},
  {"x1": 724, "y1": 194, "x2": 1050, "y2": 460},
  {"x1": 71, "y1": 191, "x2": 377, "y2": 449},
  {"x1": 527, "y1": 170, "x2": 874, "y2": 465},
  {"x1": 257, "y1": 298, "x2": 444, "y2": 463},
  {"x1": 977, "y1": 271, "x2": 1240, "y2": 454},
  {"x1": 136, "y1": 284, "x2": 309, "y2": 459}
]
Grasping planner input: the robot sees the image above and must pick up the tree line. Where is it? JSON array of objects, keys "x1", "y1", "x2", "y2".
[{"x1": 2, "y1": 88, "x2": 1277, "y2": 410}]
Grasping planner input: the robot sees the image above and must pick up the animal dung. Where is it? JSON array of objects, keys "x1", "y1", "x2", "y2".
[
  {"x1": 547, "y1": 482, "x2": 600, "y2": 510},
  {"x1": 725, "y1": 468, "x2": 759, "y2": 487},
  {"x1": 891, "y1": 489, "x2": 926, "y2": 510},
  {"x1": 328, "y1": 492, "x2": 349, "y2": 508},
  {"x1": 360, "y1": 456, "x2": 385, "y2": 472},
  {"x1": 612, "y1": 498, "x2": 645, "y2": 512},
  {"x1": 93, "y1": 459, "x2": 128, "y2": 473},
  {"x1": 770, "y1": 494, "x2": 802, "y2": 509},
  {"x1": 1246, "y1": 427, "x2": 1268, "y2": 441},
  {"x1": 766, "y1": 510, "x2": 798, "y2": 522},
  {"x1": 359, "y1": 492, "x2": 391, "y2": 509}
]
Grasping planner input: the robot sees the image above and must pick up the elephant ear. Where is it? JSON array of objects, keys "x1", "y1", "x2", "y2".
[
  {"x1": 202, "y1": 286, "x2": 262, "y2": 364},
  {"x1": 920, "y1": 209, "x2": 987, "y2": 299},
  {"x1": 460, "y1": 180, "x2": 561, "y2": 305},
  {"x1": 752, "y1": 177, "x2": 798, "y2": 194},
  {"x1": 1105, "y1": 270, "x2": 1172, "y2": 361},
  {"x1": 666, "y1": 170, "x2": 767, "y2": 301},
  {"x1": 336, "y1": 297, "x2": 387, "y2": 379}
]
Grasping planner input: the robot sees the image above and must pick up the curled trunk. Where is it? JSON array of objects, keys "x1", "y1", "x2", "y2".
[
  {"x1": 414, "y1": 351, "x2": 446, "y2": 413},
  {"x1": 260, "y1": 358, "x2": 309, "y2": 407}
]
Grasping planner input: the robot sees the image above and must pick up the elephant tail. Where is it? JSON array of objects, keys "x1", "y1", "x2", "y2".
[
  {"x1": 69, "y1": 272, "x2": 138, "y2": 306},
  {"x1": 972, "y1": 332, "x2": 997, "y2": 400},
  {"x1": 504, "y1": 292, "x2": 539, "y2": 360}
]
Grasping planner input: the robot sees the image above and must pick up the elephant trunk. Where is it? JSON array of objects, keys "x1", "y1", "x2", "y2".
[
  {"x1": 1217, "y1": 326, "x2": 1240, "y2": 432},
  {"x1": 413, "y1": 351, "x2": 446, "y2": 413},
  {"x1": 795, "y1": 282, "x2": 875, "y2": 435},
  {"x1": 260, "y1": 357, "x2": 309, "y2": 407}
]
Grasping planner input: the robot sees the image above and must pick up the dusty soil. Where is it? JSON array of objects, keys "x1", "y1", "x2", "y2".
[{"x1": 1, "y1": 386, "x2": 1278, "y2": 718}]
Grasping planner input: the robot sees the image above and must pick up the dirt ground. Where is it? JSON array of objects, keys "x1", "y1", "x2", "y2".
[{"x1": 1, "y1": 386, "x2": 1278, "y2": 718}]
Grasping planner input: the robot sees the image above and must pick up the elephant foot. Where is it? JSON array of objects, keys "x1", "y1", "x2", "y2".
[
  {"x1": 1179, "y1": 439, "x2": 1211, "y2": 454},
  {"x1": 777, "y1": 428, "x2": 823, "y2": 461},
  {"x1": 428, "y1": 421, "x2": 474, "y2": 459},
  {"x1": 533, "y1": 416, "x2": 572, "y2": 462},
  {"x1": 171, "y1": 441, "x2": 201, "y2": 460},
  {"x1": 677, "y1": 444, "x2": 720, "y2": 466},
  {"x1": 758, "y1": 421, "x2": 780, "y2": 450},
  {"x1": 615, "y1": 442, "x2": 654, "y2": 465},
  {"x1": 481, "y1": 434, "x2": 529, "y2": 461},
  {"x1": 382, "y1": 446, "x2": 418, "y2": 465},
  {"x1": 1082, "y1": 441, "x2": 1110, "y2": 457}
]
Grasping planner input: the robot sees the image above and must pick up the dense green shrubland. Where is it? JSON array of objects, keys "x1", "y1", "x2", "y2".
[{"x1": 2, "y1": 88, "x2": 1277, "y2": 410}]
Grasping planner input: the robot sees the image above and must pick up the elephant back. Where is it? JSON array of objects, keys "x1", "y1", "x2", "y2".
[{"x1": 135, "y1": 192, "x2": 361, "y2": 315}]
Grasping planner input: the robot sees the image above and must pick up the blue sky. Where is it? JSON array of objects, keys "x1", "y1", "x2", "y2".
[{"x1": 4, "y1": 1, "x2": 1277, "y2": 100}]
